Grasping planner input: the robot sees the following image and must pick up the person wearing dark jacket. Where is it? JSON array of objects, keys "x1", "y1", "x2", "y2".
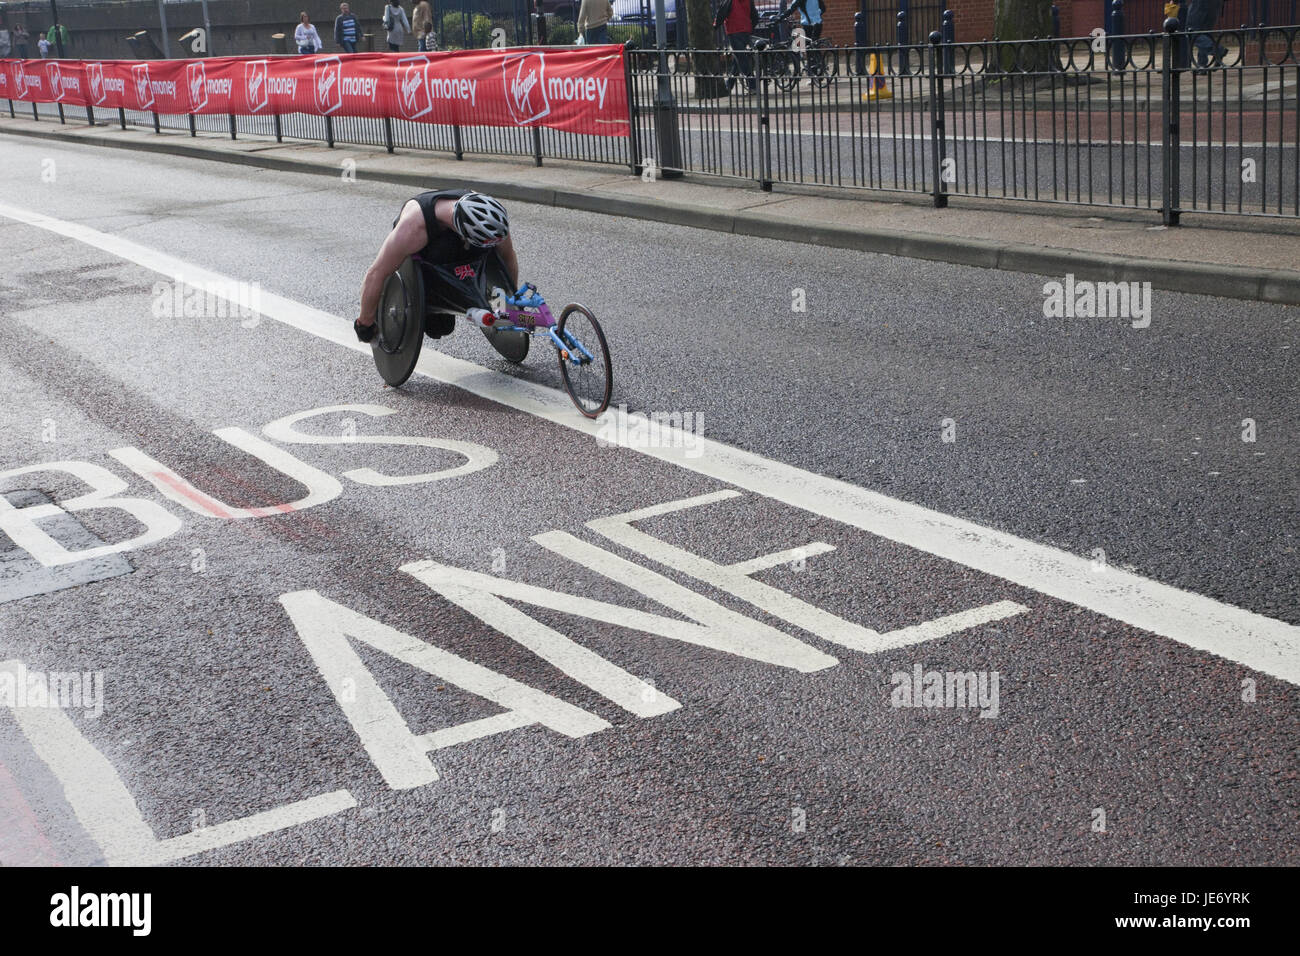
[
  {"x1": 335, "y1": 2, "x2": 361, "y2": 52},
  {"x1": 1185, "y1": 0, "x2": 1228, "y2": 71},
  {"x1": 714, "y1": 0, "x2": 759, "y2": 94}
]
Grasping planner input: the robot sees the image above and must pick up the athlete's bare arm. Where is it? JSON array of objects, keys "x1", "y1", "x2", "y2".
[
  {"x1": 496, "y1": 236, "x2": 520, "y2": 291},
  {"x1": 356, "y1": 200, "x2": 427, "y2": 328}
]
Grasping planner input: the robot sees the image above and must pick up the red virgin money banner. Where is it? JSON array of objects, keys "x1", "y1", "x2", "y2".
[{"x1": 1, "y1": 47, "x2": 629, "y2": 138}]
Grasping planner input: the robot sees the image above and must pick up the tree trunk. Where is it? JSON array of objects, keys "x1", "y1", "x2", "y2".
[
  {"x1": 992, "y1": 0, "x2": 1053, "y2": 72},
  {"x1": 687, "y1": 0, "x2": 727, "y2": 99}
]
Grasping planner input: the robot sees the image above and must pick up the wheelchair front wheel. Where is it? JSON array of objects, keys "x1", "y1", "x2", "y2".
[{"x1": 555, "y1": 304, "x2": 612, "y2": 419}]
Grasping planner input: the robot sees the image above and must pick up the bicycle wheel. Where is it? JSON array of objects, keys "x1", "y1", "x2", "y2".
[
  {"x1": 771, "y1": 49, "x2": 800, "y2": 91},
  {"x1": 809, "y1": 45, "x2": 838, "y2": 87},
  {"x1": 555, "y1": 304, "x2": 612, "y2": 418}
]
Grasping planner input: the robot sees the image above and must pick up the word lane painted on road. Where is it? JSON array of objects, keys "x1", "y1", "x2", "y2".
[{"x1": 282, "y1": 485, "x2": 1027, "y2": 790}]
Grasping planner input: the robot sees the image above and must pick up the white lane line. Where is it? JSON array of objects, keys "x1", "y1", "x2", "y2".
[
  {"x1": 2, "y1": 659, "x2": 357, "y2": 865},
  {"x1": 151, "y1": 790, "x2": 358, "y2": 865},
  {"x1": 730, "y1": 542, "x2": 837, "y2": 575},
  {"x1": 420, "y1": 712, "x2": 533, "y2": 752},
  {"x1": 3, "y1": 201, "x2": 1298, "y2": 686},
  {"x1": 872, "y1": 600, "x2": 1031, "y2": 654}
]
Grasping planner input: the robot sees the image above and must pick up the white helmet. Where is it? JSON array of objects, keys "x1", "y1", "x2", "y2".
[{"x1": 453, "y1": 192, "x2": 510, "y2": 248}]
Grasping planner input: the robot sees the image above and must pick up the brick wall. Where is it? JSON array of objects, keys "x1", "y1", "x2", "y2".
[{"x1": 820, "y1": 1, "x2": 1112, "y2": 47}]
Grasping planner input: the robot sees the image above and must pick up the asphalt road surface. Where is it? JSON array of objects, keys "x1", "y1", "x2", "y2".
[{"x1": 0, "y1": 137, "x2": 1296, "y2": 866}]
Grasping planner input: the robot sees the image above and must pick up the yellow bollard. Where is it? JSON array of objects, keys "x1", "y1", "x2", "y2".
[{"x1": 862, "y1": 52, "x2": 893, "y2": 101}]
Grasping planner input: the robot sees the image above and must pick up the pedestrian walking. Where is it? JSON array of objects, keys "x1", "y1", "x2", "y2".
[
  {"x1": 382, "y1": 1, "x2": 410, "y2": 51},
  {"x1": 295, "y1": 12, "x2": 324, "y2": 54},
  {"x1": 412, "y1": 0, "x2": 435, "y2": 51},
  {"x1": 577, "y1": 0, "x2": 613, "y2": 45},
  {"x1": 1186, "y1": 0, "x2": 1228, "y2": 71},
  {"x1": 533, "y1": 0, "x2": 548, "y2": 45},
  {"x1": 714, "y1": 0, "x2": 759, "y2": 94},
  {"x1": 45, "y1": 22, "x2": 69, "y2": 52},
  {"x1": 335, "y1": 3, "x2": 362, "y2": 52}
]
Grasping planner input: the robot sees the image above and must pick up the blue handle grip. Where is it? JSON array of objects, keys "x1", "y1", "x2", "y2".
[{"x1": 507, "y1": 282, "x2": 544, "y2": 309}]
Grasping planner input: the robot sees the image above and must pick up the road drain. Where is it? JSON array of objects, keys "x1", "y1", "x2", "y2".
[{"x1": 0, "y1": 490, "x2": 133, "y2": 605}]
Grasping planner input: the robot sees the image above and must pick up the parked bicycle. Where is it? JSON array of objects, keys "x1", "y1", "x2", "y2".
[{"x1": 751, "y1": 10, "x2": 838, "y2": 90}]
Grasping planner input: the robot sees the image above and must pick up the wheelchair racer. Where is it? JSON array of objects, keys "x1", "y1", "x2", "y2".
[{"x1": 354, "y1": 190, "x2": 519, "y2": 342}]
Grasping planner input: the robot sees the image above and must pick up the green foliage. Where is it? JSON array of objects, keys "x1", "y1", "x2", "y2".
[
  {"x1": 548, "y1": 20, "x2": 579, "y2": 46},
  {"x1": 439, "y1": 11, "x2": 494, "y2": 49}
]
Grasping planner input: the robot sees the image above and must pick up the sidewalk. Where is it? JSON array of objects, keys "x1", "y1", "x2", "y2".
[{"x1": 3, "y1": 112, "x2": 1299, "y2": 304}]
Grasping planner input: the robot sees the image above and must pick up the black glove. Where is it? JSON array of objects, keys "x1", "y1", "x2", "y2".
[{"x1": 354, "y1": 318, "x2": 377, "y2": 343}]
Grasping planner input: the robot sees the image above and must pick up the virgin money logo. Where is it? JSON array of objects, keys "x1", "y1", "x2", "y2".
[
  {"x1": 132, "y1": 63, "x2": 154, "y2": 110},
  {"x1": 46, "y1": 62, "x2": 64, "y2": 101},
  {"x1": 502, "y1": 51, "x2": 549, "y2": 126},
  {"x1": 245, "y1": 59, "x2": 269, "y2": 113},
  {"x1": 186, "y1": 61, "x2": 208, "y2": 112},
  {"x1": 395, "y1": 56, "x2": 432, "y2": 120},
  {"x1": 314, "y1": 56, "x2": 342, "y2": 115},
  {"x1": 12, "y1": 62, "x2": 27, "y2": 98},
  {"x1": 87, "y1": 63, "x2": 106, "y2": 105}
]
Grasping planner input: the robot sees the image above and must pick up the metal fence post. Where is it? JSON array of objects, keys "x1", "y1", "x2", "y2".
[
  {"x1": 1161, "y1": 17, "x2": 1181, "y2": 225},
  {"x1": 325, "y1": 114, "x2": 335, "y2": 147},
  {"x1": 86, "y1": 104, "x2": 96, "y2": 126},
  {"x1": 624, "y1": 41, "x2": 643, "y2": 175},
  {"x1": 1050, "y1": 4, "x2": 1061, "y2": 71},
  {"x1": 897, "y1": 11, "x2": 909, "y2": 74},
  {"x1": 929, "y1": 30, "x2": 949, "y2": 208},
  {"x1": 383, "y1": 116, "x2": 394, "y2": 153},
  {"x1": 854, "y1": 9, "x2": 868, "y2": 75},
  {"x1": 153, "y1": 110, "x2": 160, "y2": 133},
  {"x1": 759, "y1": 54, "x2": 773, "y2": 191},
  {"x1": 32, "y1": 101, "x2": 39, "y2": 121},
  {"x1": 1110, "y1": 0, "x2": 1127, "y2": 72},
  {"x1": 453, "y1": 122, "x2": 464, "y2": 159},
  {"x1": 275, "y1": 113, "x2": 283, "y2": 142},
  {"x1": 531, "y1": 125, "x2": 543, "y2": 166},
  {"x1": 941, "y1": 9, "x2": 955, "y2": 74},
  {"x1": 7, "y1": 99, "x2": 14, "y2": 118},
  {"x1": 229, "y1": 113, "x2": 237, "y2": 139},
  {"x1": 118, "y1": 107, "x2": 126, "y2": 129},
  {"x1": 1175, "y1": 1, "x2": 1190, "y2": 69},
  {"x1": 189, "y1": 113, "x2": 196, "y2": 136},
  {"x1": 57, "y1": 102, "x2": 65, "y2": 123}
]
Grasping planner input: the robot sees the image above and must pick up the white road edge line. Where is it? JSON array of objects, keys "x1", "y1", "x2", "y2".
[{"x1": 2, "y1": 200, "x2": 1297, "y2": 686}]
